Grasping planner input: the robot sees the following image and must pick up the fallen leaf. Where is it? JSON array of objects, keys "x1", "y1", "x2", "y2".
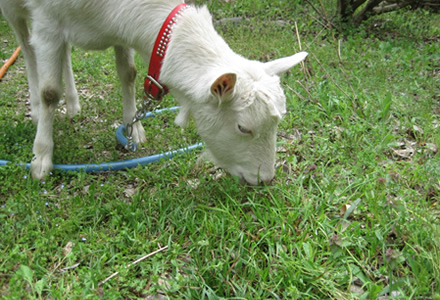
[
  {"x1": 342, "y1": 198, "x2": 362, "y2": 220},
  {"x1": 412, "y1": 124, "x2": 424, "y2": 134},
  {"x1": 124, "y1": 186, "x2": 137, "y2": 197},
  {"x1": 63, "y1": 241, "x2": 73, "y2": 257},
  {"x1": 425, "y1": 143, "x2": 438, "y2": 155},
  {"x1": 187, "y1": 179, "x2": 200, "y2": 189},
  {"x1": 349, "y1": 282, "x2": 364, "y2": 295},
  {"x1": 392, "y1": 148, "x2": 414, "y2": 158},
  {"x1": 340, "y1": 203, "x2": 351, "y2": 216}
]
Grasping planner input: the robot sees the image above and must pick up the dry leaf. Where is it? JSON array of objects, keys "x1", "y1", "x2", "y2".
[
  {"x1": 349, "y1": 282, "x2": 364, "y2": 294},
  {"x1": 341, "y1": 198, "x2": 362, "y2": 219},
  {"x1": 392, "y1": 148, "x2": 414, "y2": 158},
  {"x1": 277, "y1": 145, "x2": 287, "y2": 153},
  {"x1": 425, "y1": 143, "x2": 438, "y2": 154},
  {"x1": 124, "y1": 186, "x2": 137, "y2": 197},
  {"x1": 340, "y1": 204, "x2": 351, "y2": 216},
  {"x1": 412, "y1": 124, "x2": 424, "y2": 134},
  {"x1": 187, "y1": 179, "x2": 200, "y2": 189},
  {"x1": 63, "y1": 241, "x2": 74, "y2": 257}
]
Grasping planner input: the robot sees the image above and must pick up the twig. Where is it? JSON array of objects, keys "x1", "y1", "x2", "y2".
[
  {"x1": 294, "y1": 22, "x2": 303, "y2": 52},
  {"x1": 130, "y1": 245, "x2": 168, "y2": 265},
  {"x1": 304, "y1": 0, "x2": 324, "y2": 19},
  {"x1": 294, "y1": 21, "x2": 309, "y2": 83},
  {"x1": 317, "y1": 7, "x2": 361, "y2": 115},
  {"x1": 318, "y1": 0, "x2": 332, "y2": 28},
  {"x1": 59, "y1": 262, "x2": 81, "y2": 273},
  {"x1": 306, "y1": 27, "x2": 326, "y2": 52},
  {"x1": 309, "y1": 14, "x2": 330, "y2": 29},
  {"x1": 335, "y1": 39, "x2": 361, "y2": 112},
  {"x1": 305, "y1": 0, "x2": 337, "y2": 30},
  {"x1": 337, "y1": 39, "x2": 342, "y2": 64},
  {"x1": 295, "y1": 80, "x2": 314, "y2": 102},
  {"x1": 286, "y1": 84, "x2": 307, "y2": 102},
  {"x1": 99, "y1": 245, "x2": 169, "y2": 286},
  {"x1": 310, "y1": 52, "x2": 354, "y2": 103}
]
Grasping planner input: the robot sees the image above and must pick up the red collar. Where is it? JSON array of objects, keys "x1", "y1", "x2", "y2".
[{"x1": 144, "y1": 3, "x2": 188, "y2": 100}]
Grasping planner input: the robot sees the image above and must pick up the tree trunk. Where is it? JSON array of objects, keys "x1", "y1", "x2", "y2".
[
  {"x1": 337, "y1": 0, "x2": 352, "y2": 22},
  {"x1": 352, "y1": 0, "x2": 383, "y2": 25},
  {"x1": 334, "y1": 0, "x2": 440, "y2": 25}
]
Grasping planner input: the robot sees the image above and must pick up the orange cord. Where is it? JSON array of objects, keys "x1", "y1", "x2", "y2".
[{"x1": 0, "y1": 46, "x2": 21, "y2": 80}]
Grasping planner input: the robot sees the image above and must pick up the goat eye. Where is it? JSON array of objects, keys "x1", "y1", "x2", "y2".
[{"x1": 238, "y1": 124, "x2": 252, "y2": 135}]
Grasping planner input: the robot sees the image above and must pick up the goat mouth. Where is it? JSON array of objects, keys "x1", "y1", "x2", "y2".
[
  {"x1": 238, "y1": 177, "x2": 248, "y2": 185},
  {"x1": 237, "y1": 174, "x2": 261, "y2": 186},
  {"x1": 231, "y1": 171, "x2": 252, "y2": 186},
  {"x1": 239, "y1": 177, "x2": 271, "y2": 186},
  {"x1": 229, "y1": 169, "x2": 272, "y2": 186}
]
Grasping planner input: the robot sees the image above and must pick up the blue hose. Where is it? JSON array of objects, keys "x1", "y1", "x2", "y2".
[{"x1": 0, "y1": 106, "x2": 203, "y2": 173}]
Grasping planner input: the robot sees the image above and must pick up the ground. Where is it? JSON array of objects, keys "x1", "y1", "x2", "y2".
[{"x1": 0, "y1": 1, "x2": 439, "y2": 298}]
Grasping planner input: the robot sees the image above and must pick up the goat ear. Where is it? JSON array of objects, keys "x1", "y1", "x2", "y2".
[
  {"x1": 264, "y1": 51, "x2": 308, "y2": 76},
  {"x1": 210, "y1": 73, "x2": 237, "y2": 102}
]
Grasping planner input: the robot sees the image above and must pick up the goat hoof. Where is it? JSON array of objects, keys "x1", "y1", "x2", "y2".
[
  {"x1": 31, "y1": 156, "x2": 53, "y2": 180},
  {"x1": 67, "y1": 95, "x2": 81, "y2": 118},
  {"x1": 131, "y1": 122, "x2": 146, "y2": 144},
  {"x1": 67, "y1": 103, "x2": 81, "y2": 119}
]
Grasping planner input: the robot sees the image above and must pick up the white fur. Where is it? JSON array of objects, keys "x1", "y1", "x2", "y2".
[{"x1": 0, "y1": 0, "x2": 307, "y2": 184}]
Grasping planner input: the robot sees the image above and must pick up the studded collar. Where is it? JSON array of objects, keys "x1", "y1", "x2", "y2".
[{"x1": 144, "y1": 3, "x2": 189, "y2": 100}]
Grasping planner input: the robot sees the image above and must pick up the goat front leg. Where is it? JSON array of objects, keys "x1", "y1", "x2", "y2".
[
  {"x1": 64, "y1": 45, "x2": 80, "y2": 119},
  {"x1": 31, "y1": 91, "x2": 58, "y2": 179},
  {"x1": 5, "y1": 16, "x2": 40, "y2": 123},
  {"x1": 30, "y1": 33, "x2": 65, "y2": 179},
  {"x1": 114, "y1": 46, "x2": 146, "y2": 144}
]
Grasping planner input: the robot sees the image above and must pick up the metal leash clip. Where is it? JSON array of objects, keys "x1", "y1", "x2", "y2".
[
  {"x1": 144, "y1": 74, "x2": 167, "y2": 101},
  {"x1": 124, "y1": 75, "x2": 167, "y2": 152},
  {"x1": 124, "y1": 97, "x2": 152, "y2": 152}
]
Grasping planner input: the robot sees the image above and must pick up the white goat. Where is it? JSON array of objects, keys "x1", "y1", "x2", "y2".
[{"x1": 0, "y1": 0, "x2": 307, "y2": 185}]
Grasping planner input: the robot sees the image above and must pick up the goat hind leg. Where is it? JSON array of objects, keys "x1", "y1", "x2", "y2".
[
  {"x1": 64, "y1": 45, "x2": 81, "y2": 119},
  {"x1": 5, "y1": 16, "x2": 40, "y2": 123}
]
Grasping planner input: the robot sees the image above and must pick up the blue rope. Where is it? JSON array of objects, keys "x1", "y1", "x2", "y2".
[{"x1": 0, "y1": 106, "x2": 203, "y2": 173}]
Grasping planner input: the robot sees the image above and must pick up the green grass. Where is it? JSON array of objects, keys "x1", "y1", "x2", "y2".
[{"x1": 1, "y1": 2, "x2": 440, "y2": 299}]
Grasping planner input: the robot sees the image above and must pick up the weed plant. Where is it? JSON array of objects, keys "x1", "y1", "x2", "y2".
[{"x1": 0, "y1": 1, "x2": 439, "y2": 299}]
